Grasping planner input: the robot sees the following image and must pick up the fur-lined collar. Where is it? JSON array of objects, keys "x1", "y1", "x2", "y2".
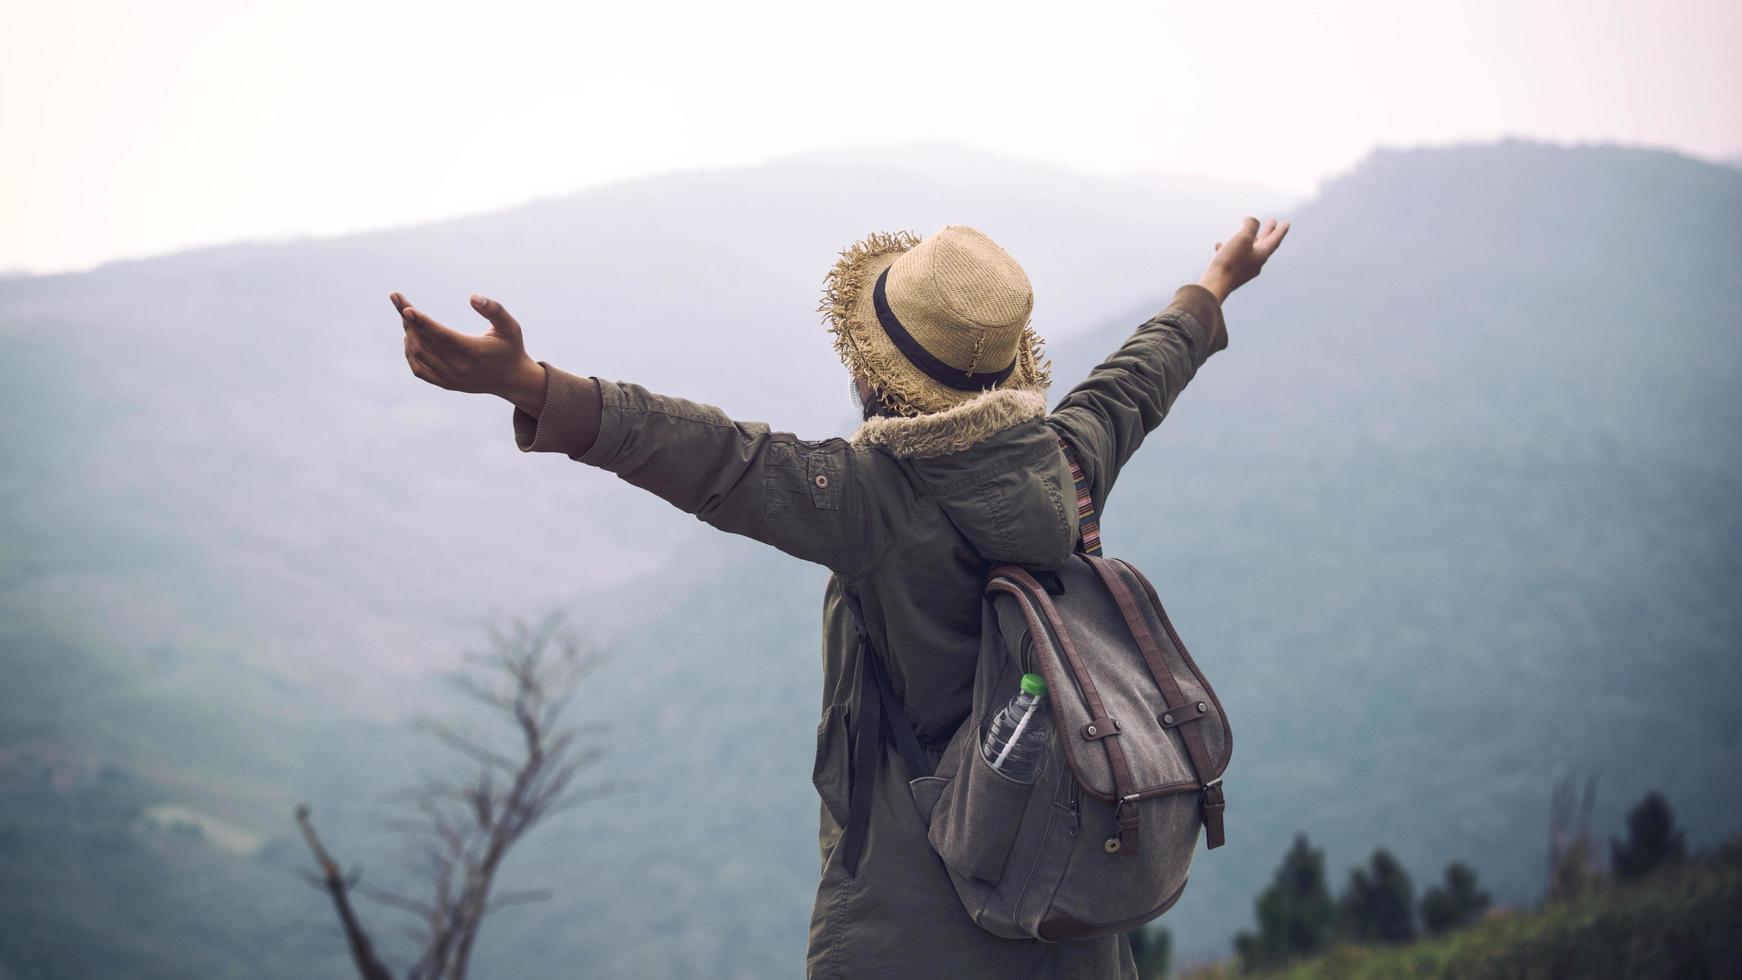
[{"x1": 848, "y1": 387, "x2": 1048, "y2": 459}]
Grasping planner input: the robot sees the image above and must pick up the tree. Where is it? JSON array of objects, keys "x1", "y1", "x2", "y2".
[
  {"x1": 1611, "y1": 792, "x2": 1686, "y2": 882},
  {"x1": 295, "y1": 609, "x2": 609, "y2": 980},
  {"x1": 1547, "y1": 771, "x2": 1599, "y2": 903},
  {"x1": 1419, "y1": 861, "x2": 1490, "y2": 935},
  {"x1": 1127, "y1": 923, "x2": 1171, "y2": 979},
  {"x1": 1234, "y1": 833, "x2": 1336, "y2": 972},
  {"x1": 1337, "y1": 848, "x2": 1416, "y2": 943}
]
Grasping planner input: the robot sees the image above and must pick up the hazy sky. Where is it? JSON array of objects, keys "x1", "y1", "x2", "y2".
[{"x1": 2, "y1": 0, "x2": 1737, "y2": 274}]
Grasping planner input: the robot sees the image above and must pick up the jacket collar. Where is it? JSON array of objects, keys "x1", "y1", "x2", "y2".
[{"x1": 847, "y1": 387, "x2": 1049, "y2": 459}]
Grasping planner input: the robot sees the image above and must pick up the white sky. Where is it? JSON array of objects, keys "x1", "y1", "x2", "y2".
[{"x1": 2, "y1": 0, "x2": 1738, "y2": 275}]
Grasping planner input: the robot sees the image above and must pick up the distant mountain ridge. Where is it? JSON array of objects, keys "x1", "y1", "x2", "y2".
[{"x1": 1, "y1": 139, "x2": 1738, "y2": 977}]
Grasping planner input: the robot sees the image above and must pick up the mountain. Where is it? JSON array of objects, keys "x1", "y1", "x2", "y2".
[
  {"x1": 1058, "y1": 140, "x2": 1742, "y2": 960},
  {"x1": 0, "y1": 141, "x2": 1288, "y2": 699},
  {"x1": 2, "y1": 140, "x2": 1739, "y2": 976}
]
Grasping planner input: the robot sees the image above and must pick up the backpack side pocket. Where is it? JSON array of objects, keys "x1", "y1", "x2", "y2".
[{"x1": 927, "y1": 732, "x2": 1043, "y2": 886}]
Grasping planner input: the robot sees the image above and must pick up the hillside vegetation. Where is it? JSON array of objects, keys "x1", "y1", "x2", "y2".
[{"x1": 1185, "y1": 837, "x2": 1742, "y2": 979}]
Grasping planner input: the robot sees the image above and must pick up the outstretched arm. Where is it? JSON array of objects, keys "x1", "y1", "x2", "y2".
[
  {"x1": 389, "y1": 293, "x2": 886, "y2": 575},
  {"x1": 1045, "y1": 216, "x2": 1289, "y2": 511}
]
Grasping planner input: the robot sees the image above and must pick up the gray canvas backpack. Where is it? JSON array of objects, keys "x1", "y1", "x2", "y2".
[{"x1": 839, "y1": 434, "x2": 1232, "y2": 942}]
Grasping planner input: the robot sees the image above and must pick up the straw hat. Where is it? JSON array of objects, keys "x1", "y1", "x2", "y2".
[{"x1": 820, "y1": 225, "x2": 1052, "y2": 418}]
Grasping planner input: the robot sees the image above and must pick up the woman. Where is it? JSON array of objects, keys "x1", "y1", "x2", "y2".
[{"x1": 391, "y1": 216, "x2": 1288, "y2": 978}]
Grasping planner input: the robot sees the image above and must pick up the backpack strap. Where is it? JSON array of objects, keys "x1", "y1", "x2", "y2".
[
  {"x1": 1085, "y1": 555, "x2": 1227, "y2": 850},
  {"x1": 993, "y1": 565, "x2": 1147, "y2": 855},
  {"x1": 836, "y1": 432, "x2": 1098, "y2": 875},
  {"x1": 837, "y1": 584, "x2": 933, "y2": 877},
  {"x1": 1053, "y1": 431, "x2": 1103, "y2": 557}
]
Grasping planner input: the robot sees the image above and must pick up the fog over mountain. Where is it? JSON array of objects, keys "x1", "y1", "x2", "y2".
[{"x1": 1, "y1": 140, "x2": 1737, "y2": 976}]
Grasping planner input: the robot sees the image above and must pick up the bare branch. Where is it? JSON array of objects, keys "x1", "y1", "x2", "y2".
[
  {"x1": 354, "y1": 881, "x2": 437, "y2": 920},
  {"x1": 482, "y1": 888, "x2": 553, "y2": 918},
  {"x1": 297, "y1": 607, "x2": 609, "y2": 980},
  {"x1": 295, "y1": 805, "x2": 398, "y2": 980},
  {"x1": 423, "y1": 723, "x2": 521, "y2": 776}
]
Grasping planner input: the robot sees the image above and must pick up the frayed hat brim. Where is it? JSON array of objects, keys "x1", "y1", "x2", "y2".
[{"x1": 819, "y1": 230, "x2": 1051, "y2": 418}]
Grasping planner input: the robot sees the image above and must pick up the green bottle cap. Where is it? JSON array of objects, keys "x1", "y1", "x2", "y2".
[{"x1": 1020, "y1": 673, "x2": 1048, "y2": 697}]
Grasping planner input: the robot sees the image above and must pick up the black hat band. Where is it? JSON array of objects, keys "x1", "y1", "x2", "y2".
[{"x1": 873, "y1": 267, "x2": 1017, "y2": 392}]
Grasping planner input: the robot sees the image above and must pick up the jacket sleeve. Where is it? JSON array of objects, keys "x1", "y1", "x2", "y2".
[
  {"x1": 511, "y1": 362, "x2": 881, "y2": 576},
  {"x1": 1043, "y1": 284, "x2": 1227, "y2": 513}
]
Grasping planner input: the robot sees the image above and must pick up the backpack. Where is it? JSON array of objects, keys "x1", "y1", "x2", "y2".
[{"x1": 838, "y1": 431, "x2": 1232, "y2": 942}]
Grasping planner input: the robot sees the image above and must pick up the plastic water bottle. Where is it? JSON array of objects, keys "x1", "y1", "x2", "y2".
[{"x1": 981, "y1": 673, "x2": 1053, "y2": 783}]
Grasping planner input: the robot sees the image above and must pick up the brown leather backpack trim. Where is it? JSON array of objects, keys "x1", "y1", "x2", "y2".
[
  {"x1": 1081, "y1": 717, "x2": 1121, "y2": 740},
  {"x1": 986, "y1": 568, "x2": 1136, "y2": 809},
  {"x1": 1113, "y1": 557, "x2": 1234, "y2": 776},
  {"x1": 1084, "y1": 557, "x2": 1219, "y2": 780},
  {"x1": 1088, "y1": 556, "x2": 1230, "y2": 849}
]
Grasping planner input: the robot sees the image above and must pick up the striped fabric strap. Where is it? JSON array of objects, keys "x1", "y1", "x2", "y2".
[{"x1": 1053, "y1": 432, "x2": 1103, "y2": 556}]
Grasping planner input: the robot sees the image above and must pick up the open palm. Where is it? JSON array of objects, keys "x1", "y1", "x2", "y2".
[
  {"x1": 1201, "y1": 217, "x2": 1291, "y2": 302},
  {"x1": 392, "y1": 292, "x2": 534, "y2": 396}
]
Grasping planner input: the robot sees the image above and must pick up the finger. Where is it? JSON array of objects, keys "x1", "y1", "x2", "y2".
[
  {"x1": 469, "y1": 294, "x2": 522, "y2": 343},
  {"x1": 1214, "y1": 242, "x2": 1223, "y2": 252},
  {"x1": 1260, "y1": 218, "x2": 1277, "y2": 239},
  {"x1": 402, "y1": 305, "x2": 472, "y2": 354},
  {"x1": 1255, "y1": 219, "x2": 1291, "y2": 258},
  {"x1": 1234, "y1": 216, "x2": 1260, "y2": 242},
  {"x1": 390, "y1": 292, "x2": 410, "y2": 314}
]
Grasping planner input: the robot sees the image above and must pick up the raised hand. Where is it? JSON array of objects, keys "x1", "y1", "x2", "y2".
[
  {"x1": 1199, "y1": 217, "x2": 1291, "y2": 303},
  {"x1": 392, "y1": 292, "x2": 548, "y2": 415}
]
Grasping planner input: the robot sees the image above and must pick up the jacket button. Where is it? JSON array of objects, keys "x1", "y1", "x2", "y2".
[{"x1": 814, "y1": 474, "x2": 830, "y2": 489}]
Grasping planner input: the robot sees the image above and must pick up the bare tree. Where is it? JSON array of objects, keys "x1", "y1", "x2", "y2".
[{"x1": 296, "y1": 609, "x2": 610, "y2": 980}]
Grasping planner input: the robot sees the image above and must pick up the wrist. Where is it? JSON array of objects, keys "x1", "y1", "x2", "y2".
[
  {"x1": 1197, "y1": 273, "x2": 1234, "y2": 305},
  {"x1": 501, "y1": 358, "x2": 548, "y2": 417}
]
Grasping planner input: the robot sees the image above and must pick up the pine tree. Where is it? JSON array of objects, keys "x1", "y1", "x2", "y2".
[
  {"x1": 1419, "y1": 861, "x2": 1490, "y2": 935},
  {"x1": 1338, "y1": 848, "x2": 1416, "y2": 943},
  {"x1": 1611, "y1": 792, "x2": 1686, "y2": 882},
  {"x1": 1233, "y1": 833, "x2": 1336, "y2": 971}
]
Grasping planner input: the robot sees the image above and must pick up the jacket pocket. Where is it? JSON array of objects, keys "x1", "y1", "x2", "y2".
[
  {"x1": 909, "y1": 775, "x2": 949, "y2": 824},
  {"x1": 811, "y1": 703, "x2": 851, "y2": 831},
  {"x1": 926, "y1": 732, "x2": 1042, "y2": 886}
]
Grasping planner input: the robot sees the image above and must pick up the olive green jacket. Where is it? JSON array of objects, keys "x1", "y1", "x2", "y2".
[{"x1": 513, "y1": 284, "x2": 1227, "y2": 979}]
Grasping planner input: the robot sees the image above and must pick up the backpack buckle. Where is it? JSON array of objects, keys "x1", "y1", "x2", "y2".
[
  {"x1": 1107, "y1": 796, "x2": 1142, "y2": 856},
  {"x1": 1200, "y1": 778, "x2": 1226, "y2": 850}
]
